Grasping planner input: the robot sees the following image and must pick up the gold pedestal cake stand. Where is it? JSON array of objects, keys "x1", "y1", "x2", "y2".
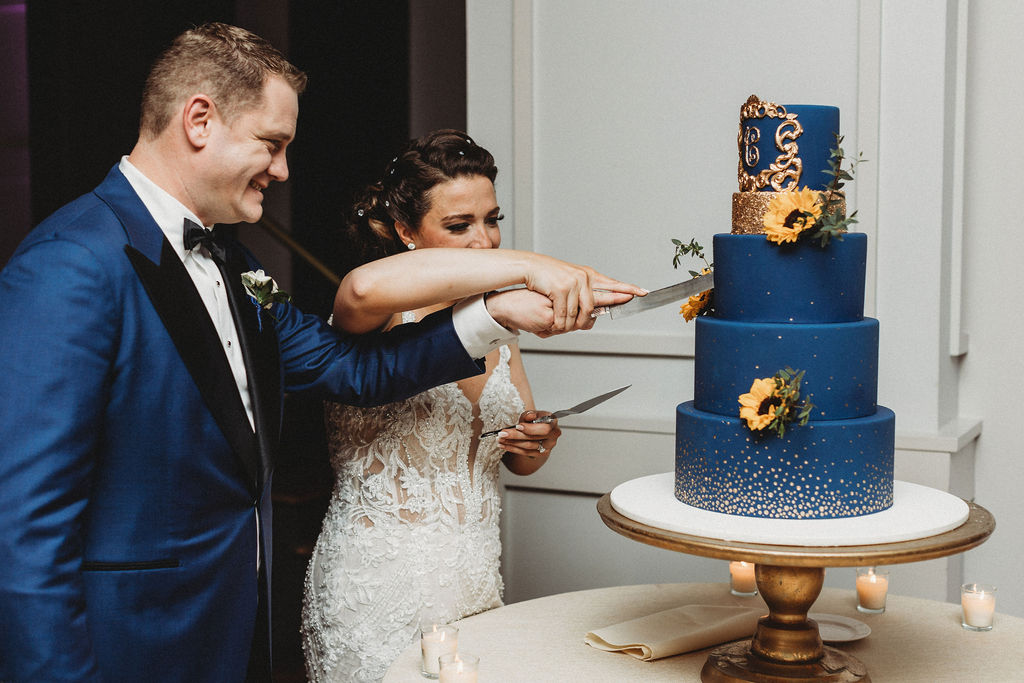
[{"x1": 597, "y1": 492, "x2": 995, "y2": 683}]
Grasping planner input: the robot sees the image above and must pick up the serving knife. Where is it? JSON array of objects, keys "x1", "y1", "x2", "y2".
[
  {"x1": 592, "y1": 271, "x2": 714, "y2": 319},
  {"x1": 480, "y1": 384, "x2": 631, "y2": 437}
]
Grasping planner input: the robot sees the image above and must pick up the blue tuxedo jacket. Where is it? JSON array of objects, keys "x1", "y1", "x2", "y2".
[{"x1": 0, "y1": 166, "x2": 483, "y2": 682}]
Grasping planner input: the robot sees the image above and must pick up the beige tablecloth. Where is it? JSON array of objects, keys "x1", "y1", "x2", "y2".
[{"x1": 384, "y1": 582, "x2": 1024, "y2": 682}]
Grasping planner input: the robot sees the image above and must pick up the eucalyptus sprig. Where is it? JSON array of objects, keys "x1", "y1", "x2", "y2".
[
  {"x1": 671, "y1": 238, "x2": 713, "y2": 276},
  {"x1": 810, "y1": 135, "x2": 865, "y2": 247},
  {"x1": 770, "y1": 367, "x2": 815, "y2": 438}
]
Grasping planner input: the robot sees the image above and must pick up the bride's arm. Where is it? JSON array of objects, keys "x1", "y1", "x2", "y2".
[{"x1": 333, "y1": 248, "x2": 644, "y2": 334}]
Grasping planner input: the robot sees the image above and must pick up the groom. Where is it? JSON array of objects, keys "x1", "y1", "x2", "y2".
[{"x1": 0, "y1": 23, "x2": 631, "y2": 683}]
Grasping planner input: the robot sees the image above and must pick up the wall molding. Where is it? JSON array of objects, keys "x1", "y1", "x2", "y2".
[
  {"x1": 518, "y1": 328, "x2": 693, "y2": 357},
  {"x1": 549, "y1": 415, "x2": 983, "y2": 451},
  {"x1": 857, "y1": 0, "x2": 883, "y2": 318},
  {"x1": 511, "y1": 0, "x2": 534, "y2": 253}
]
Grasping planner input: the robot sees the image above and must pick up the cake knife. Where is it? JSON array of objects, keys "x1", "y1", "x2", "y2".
[
  {"x1": 479, "y1": 384, "x2": 631, "y2": 437},
  {"x1": 592, "y1": 271, "x2": 714, "y2": 319}
]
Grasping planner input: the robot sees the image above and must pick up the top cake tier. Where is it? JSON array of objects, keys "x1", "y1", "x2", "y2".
[{"x1": 737, "y1": 95, "x2": 839, "y2": 193}]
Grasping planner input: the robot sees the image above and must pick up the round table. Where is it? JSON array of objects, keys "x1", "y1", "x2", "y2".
[{"x1": 383, "y1": 582, "x2": 1024, "y2": 682}]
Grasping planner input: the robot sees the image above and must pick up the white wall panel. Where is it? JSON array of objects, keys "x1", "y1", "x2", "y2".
[
  {"x1": 529, "y1": 1, "x2": 862, "y2": 342},
  {"x1": 500, "y1": 487, "x2": 722, "y2": 604}
]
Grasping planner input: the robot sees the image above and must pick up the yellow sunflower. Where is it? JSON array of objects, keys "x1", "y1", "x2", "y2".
[
  {"x1": 763, "y1": 187, "x2": 822, "y2": 244},
  {"x1": 738, "y1": 377, "x2": 781, "y2": 431},
  {"x1": 680, "y1": 292, "x2": 708, "y2": 321},
  {"x1": 679, "y1": 268, "x2": 713, "y2": 321}
]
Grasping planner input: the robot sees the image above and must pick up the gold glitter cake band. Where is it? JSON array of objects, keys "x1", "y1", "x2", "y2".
[{"x1": 731, "y1": 192, "x2": 846, "y2": 234}]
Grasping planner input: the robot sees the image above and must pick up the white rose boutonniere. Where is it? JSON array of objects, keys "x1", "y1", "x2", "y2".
[{"x1": 241, "y1": 269, "x2": 292, "y2": 329}]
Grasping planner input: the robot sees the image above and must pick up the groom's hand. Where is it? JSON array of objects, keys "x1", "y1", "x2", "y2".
[
  {"x1": 485, "y1": 286, "x2": 645, "y2": 336},
  {"x1": 485, "y1": 289, "x2": 555, "y2": 336},
  {"x1": 520, "y1": 255, "x2": 645, "y2": 333}
]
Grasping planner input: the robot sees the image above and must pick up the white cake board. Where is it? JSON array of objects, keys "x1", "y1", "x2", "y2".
[{"x1": 609, "y1": 474, "x2": 969, "y2": 546}]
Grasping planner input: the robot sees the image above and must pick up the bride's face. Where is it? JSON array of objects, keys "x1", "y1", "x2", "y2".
[{"x1": 409, "y1": 175, "x2": 502, "y2": 250}]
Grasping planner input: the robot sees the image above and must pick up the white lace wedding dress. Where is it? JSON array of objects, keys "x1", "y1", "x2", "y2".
[{"x1": 301, "y1": 325, "x2": 524, "y2": 683}]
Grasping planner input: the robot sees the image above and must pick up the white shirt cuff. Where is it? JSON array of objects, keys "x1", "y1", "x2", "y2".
[{"x1": 452, "y1": 294, "x2": 518, "y2": 359}]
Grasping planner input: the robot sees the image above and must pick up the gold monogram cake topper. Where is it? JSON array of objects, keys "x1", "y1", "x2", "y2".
[{"x1": 738, "y1": 94, "x2": 804, "y2": 192}]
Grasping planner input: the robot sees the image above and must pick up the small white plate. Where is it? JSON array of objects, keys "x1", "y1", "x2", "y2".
[{"x1": 809, "y1": 613, "x2": 871, "y2": 643}]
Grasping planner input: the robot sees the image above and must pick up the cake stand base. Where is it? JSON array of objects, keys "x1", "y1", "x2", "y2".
[
  {"x1": 702, "y1": 642, "x2": 867, "y2": 683},
  {"x1": 701, "y1": 565, "x2": 868, "y2": 682},
  {"x1": 596, "y1": 489, "x2": 995, "y2": 683}
]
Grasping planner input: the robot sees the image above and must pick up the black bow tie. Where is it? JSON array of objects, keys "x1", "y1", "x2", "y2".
[{"x1": 182, "y1": 219, "x2": 226, "y2": 262}]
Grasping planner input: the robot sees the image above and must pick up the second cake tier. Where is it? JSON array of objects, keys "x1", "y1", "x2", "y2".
[{"x1": 694, "y1": 316, "x2": 879, "y2": 420}]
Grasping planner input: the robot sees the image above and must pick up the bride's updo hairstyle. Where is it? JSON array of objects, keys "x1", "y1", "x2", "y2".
[{"x1": 347, "y1": 129, "x2": 498, "y2": 265}]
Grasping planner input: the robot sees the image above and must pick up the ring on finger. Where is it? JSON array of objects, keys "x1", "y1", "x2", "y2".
[{"x1": 538, "y1": 443, "x2": 547, "y2": 454}]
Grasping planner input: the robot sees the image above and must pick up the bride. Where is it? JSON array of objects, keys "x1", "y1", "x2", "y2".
[{"x1": 301, "y1": 130, "x2": 604, "y2": 682}]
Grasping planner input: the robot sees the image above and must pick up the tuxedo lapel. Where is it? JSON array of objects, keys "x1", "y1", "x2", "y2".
[
  {"x1": 219, "y1": 246, "x2": 281, "y2": 488},
  {"x1": 93, "y1": 167, "x2": 263, "y2": 495},
  {"x1": 124, "y1": 241, "x2": 262, "y2": 495}
]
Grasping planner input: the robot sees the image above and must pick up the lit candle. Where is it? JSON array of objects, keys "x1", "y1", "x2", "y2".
[
  {"x1": 856, "y1": 567, "x2": 889, "y2": 613},
  {"x1": 420, "y1": 624, "x2": 458, "y2": 678},
  {"x1": 961, "y1": 583, "x2": 997, "y2": 631},
  {"x1": 729, "y1": 561, "x2": 757, "y2": 595},
  {"x1": 439, "y1": 652, "x2": 479, "y2": 683}
]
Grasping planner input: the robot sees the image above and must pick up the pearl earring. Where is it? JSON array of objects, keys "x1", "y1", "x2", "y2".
[{"x1": 407, "y1": 242, "x2": 416, "y2": 250}]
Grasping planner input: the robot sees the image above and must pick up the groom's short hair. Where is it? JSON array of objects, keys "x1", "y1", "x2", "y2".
[{"x1": 139, "y1": 22, "x2": 307, "y2": 139}]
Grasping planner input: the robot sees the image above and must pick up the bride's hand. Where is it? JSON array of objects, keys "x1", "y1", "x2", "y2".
[
  {"x1": 497, "y1": 410, "x2": 560, "y2": 459},
  {"x1": 486, "y1": 282, "x2": 646, "y2": 337},
  {"x1": 521, "y1": 255, "x2": 645, "y2": 333}
]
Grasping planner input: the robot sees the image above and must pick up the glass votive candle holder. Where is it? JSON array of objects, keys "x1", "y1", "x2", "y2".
[
  {"x1": 729, "y1": 561, "x2": 757, "y2": 596},
  {"x1": 420, "y1": 624, "x2": 458, "y2": 678},
  {"x1": 439, "y1": 652, "x2": 479, "y2": 683},
  {"x1": 856, "y1": 567, "x2": 889, "y2": 613},
  {"x1": 961, "y1": 583, "x2": 996, "y2": 631}
]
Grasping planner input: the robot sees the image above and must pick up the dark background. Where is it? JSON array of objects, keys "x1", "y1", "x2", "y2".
[{"x1": 3, "y1": 1, "x2": 467, "y2": 678}]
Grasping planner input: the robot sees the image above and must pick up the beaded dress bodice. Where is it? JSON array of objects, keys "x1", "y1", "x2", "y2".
[{"x1": 301, "y1": 323, "x2": 523, "y2": 683}]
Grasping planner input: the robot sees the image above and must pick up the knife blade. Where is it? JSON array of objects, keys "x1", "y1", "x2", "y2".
[
  {"x1": 592, "y1": 272, "x2": 714, "y2": 319},
  {"x1": 480, "y1": 384, "x2": 631, "y2": 437}
]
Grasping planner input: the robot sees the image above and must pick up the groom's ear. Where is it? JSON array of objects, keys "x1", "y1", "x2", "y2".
[{"x1": 182, "y1": 94, "x2": 216, "y2": 149}]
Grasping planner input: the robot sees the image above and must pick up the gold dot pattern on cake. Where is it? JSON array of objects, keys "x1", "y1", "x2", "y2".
[{"x1": 676, "y1": 417, "x2": 893, "y2": 518}]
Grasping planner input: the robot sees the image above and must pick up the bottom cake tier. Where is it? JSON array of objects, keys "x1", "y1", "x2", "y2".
[{"x1": 675, "y1": 401, "x2": 895, "y2": 519}]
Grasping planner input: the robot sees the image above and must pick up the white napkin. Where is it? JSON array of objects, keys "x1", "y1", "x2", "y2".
[{"x1": 584, "y1": 604, "x2": 763, "y2": 661}]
